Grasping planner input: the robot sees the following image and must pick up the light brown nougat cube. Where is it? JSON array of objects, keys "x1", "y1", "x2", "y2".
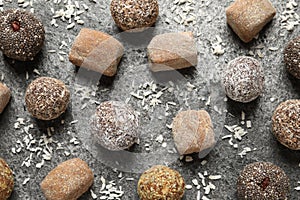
[
  {"x1": 226, "y1": 0, "x2": 276, "y2": 43},
  {"x1": 40, "y1": 158, "x2": 94, "y2": 200},
  {"x1": 172, "y1": 110, "x2": 215, "y2": 155},
  {"x1": 147, "y1": 32, "x2": 198, "y2": 72},
  {"x1": 69, "y1": 28, "x2": 124, "y2": 77},
  {"x1": 0, "y1": 82, "x2": 11, "y2": 114}
]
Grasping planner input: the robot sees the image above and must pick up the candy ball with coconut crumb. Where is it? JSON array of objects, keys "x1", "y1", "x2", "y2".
[
  {"x1": 284, "y1": 36, "x2": 300, "y2": 79},
  {"x1": 110, "y1": 0, "x2": 159, "y2": 31},
  {"x1": 25, "y1": 77, "x2": 70, "y2": 121},
  {"x1": 0, "y1": 158, "x2": 14, "y2": 200},
  {"x1": 222, "y1": 56, "x2": 264, "y2": 103},
  {"x1": 237, "y1": 162, "x2": 290, "y2": 200},
  {"x1": 91, "y1": 101, "x2": 139, "y2": 151},
  {"x1": 0, "y1": 9, "x2": 45, "y2": 61},
  {"x1": 138, "y1": 165, "x2": 185, "y2": 200},
  {"x1": 272, "y1": 99, "x2": 300, "y2": 150}
]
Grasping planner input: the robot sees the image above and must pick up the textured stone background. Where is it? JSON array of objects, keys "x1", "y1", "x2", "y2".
[{"x1": 0, "y1": 0, "x2": 299, "y2": 199}]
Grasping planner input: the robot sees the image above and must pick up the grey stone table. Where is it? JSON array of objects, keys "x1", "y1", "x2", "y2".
[{"x1": 0, "y1": 0, "x2": 299, "y2": 199}]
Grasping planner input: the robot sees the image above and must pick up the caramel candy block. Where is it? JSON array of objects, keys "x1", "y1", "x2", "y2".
[
  {"x1": 172, "y1": 110, "x2": 215, "y2": 155},
  {"x1": 41, "y1": 158, "x2": 94, "y2": 200},
  {"x1": 0, "y1": 82, "x2": 11, "y2": 114},
  {"x1": 69, "y1": 28, "x2": 124, "y2": 77},
  {"x1": 226, "y1": 0, "x2": 276, "y2": 43},
  {"x1": 147, "y1": 32, "x2": 198, "y2": 72}
]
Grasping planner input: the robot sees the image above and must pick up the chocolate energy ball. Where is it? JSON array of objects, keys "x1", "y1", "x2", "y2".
[
  {"x1": 222, "y1": 56, "x2": 264, "y2": 103},
  {"x1": 91, "y1": 101, "x2": 139, "y2": 151},
  {"x1": 138, "y1": 165, "x2": 185, "y2": 200},
  {"x1": 0, "y1": 158, "x2": 14, "y2": 200},
  {"x1": 25, "y1": 77, "x2": 70, "y2": 121},
  {"x1": 110, "y1": 0, "x2": 159, "y2": 31},
  {"x1": 237, "y1": 162, "x2": 290, "y2": 200},
  {"x1": 0, "y1": 9, "x2": 45, "y2": 61},
  {"x1": 284, "y1": 36, "x2": 300, "y2": 78},
  {"x1": 272, "y1": 99, "x2": 300, "y2": 150}
]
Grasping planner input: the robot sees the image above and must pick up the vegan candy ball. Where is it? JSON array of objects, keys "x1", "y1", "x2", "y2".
[
  {"x1": 25, "y1": 77, "x2": 70, "y2": 120},
  {"x1": 222, "y1": 56, "x2": 264, "y2": 103},
  {"x1": 91, "y1": 101, "x2": 139, "y2": 151},
  {"x1": 0, "y1": 9, "x2": 45, "y2": 61}
]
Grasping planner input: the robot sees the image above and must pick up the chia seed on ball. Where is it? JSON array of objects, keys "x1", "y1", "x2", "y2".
[
  {"x1": 0, "y1": 9, "x2": 45, "y2": 61},
  {"x1": 222, "y1": 56, "x2": 264, "y2": 103},
  {"x1": 0, "y1": 158, "x2": 14, "y2": 200},
  {"x1": 284, "y1": 36, "x2": 300, "y2": 79},
  {"x1": 237, "y1": 162, "x2": 290, "y2": 200},
  {"x1": 91, "y1": 101, "x2": 139, "y2": 151},
  {"x1": 138, "y1": 165, "x2": 185, "y2": 200},
  {"x1": 272, "y1": 99, "x2": 300, "y2": 150},
  {"x1": 25, "y1": 77, "x2": 70, "y2": 121},
  {"x1": 110, "y1": 0, "x2": 159, "y2": 31}
]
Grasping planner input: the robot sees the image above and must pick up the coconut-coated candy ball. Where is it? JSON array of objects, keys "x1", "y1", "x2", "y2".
[
  {"x1": 91, "y1": 101, "x2": 139, "y2": 151},
  {"x1": 25, "y1": 77, "x2": 70, "y2": 120},
  {"x1": 0, "y1": 158, "x2": 14, "y2": 200},
  {"x1": 138, "y1": 165, "x2": 185, "y2": 200},
  {"x1": 222, "y1": 56, "x2": 264, "y2": 103},
  {"x1": 0, "y1": 9, "x2": 45, "y2": 61},
  {"x1": 272, "y1": 99, "x2": 300, "y2": 150},
  {"x1": 110, "y1": 0, "x2": 159, "y2": 31}
]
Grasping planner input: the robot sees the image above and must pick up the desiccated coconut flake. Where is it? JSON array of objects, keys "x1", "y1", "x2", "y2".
[
  {"x1": 192, "y1": 179, "x2": 199, "y2": 186},
  {"x1": 185, "y1": 185, "x2": 193, "y2": 190},
  {"x1": 294, "y1": 186, "x2": 300, "y2": 191},
  {"x1": 185, "y1": 156, "x2": 193, "y2": 162},
  {"x1": 208, "y1": 175, "x2": 222, "y2": 180},
  {"x1": 22, "y1": 177, "x2": 30, "y2": 185},
  {"x1": 90, "y1": 189, "x2": 97, "y2": 199}
]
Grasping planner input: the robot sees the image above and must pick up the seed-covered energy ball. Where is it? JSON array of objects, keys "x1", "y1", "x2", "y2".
[
  {"x1": 25, "y1": 77, "x2": 70, "y2": 120},
  {"x1": 0, "y1": 9, "x2": 45, "y2": 61},
  {"x1": 91, "y1": 101, "x2": 139, "y2": 151},
  {"x1": 222, "y1": 56, "x2": 264, "y2": 103},
  {"x1": 110, "y1": 0, "x2": 159, "y2": 31},
  {"x1": 284, "y1": 36, "x2": 300, "y2": 79},
  {"x1": 138, "y1": 165, "x2": 185, "y2": 200},
  {"x1": 272, "y1": 99, "x2": 300, "y2": 150},
  {"x1": 237, "y1": 162, "x2": 290, "y2": 200},
  {"x1": 0, "y1": 158, "x2": 14, "y2": 200}
]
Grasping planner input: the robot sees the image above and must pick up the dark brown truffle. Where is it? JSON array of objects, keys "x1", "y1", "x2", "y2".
[
  {"x1": 237, "y1": 162, "x2": 290, "y2": 200},
  {"x1": 110, "y1": 0, "x2": 159, "y2": 31},
  {"x1": 0, "y1": 9, "x2": 45, "y2": 61},
  {"x1": 0, "y1": 158, "x2": 14, "y2": 200},
  {"x1": 222, "y1": 56, "x2": 264, "y2": 103},
  {"x1": 272, "y1": 99, "x2": 300, "y2": 150},
  {"x1": 25, "y1": 77, "x2": 70, "y2": 120},
  {"x1": 284, "y1": 36, "x2": 300, "y2": 79},
  {"x1": 91, "y1": 101, "x2": 139, "y2": 151},
  {"x1": 138, "y1": 165, "x2": 185, "y2": 200}
]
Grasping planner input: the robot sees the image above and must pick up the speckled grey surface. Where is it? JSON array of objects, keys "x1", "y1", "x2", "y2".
[{"x1": 0, "y1": 0, "x2": 299, "y2": 200}]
